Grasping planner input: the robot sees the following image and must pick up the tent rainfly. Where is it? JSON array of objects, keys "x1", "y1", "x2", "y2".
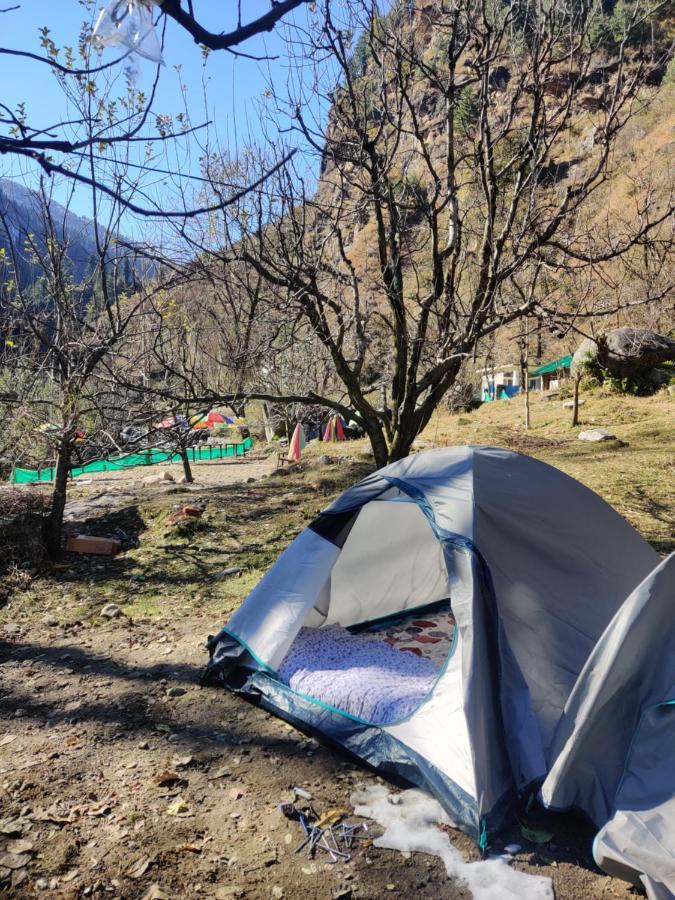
[
  {"x1": 204, "y1": 447, "x2": 674, "y2": 897},
  {"x1": 288, "y1": 423, "x2": 307, "y2": 461},
  {"x1": 323, "y1": 415, "x2": 345, "y2": 442}
]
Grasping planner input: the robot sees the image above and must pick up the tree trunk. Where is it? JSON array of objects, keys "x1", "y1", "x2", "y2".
[
  {"x1": 571, "y1": 369, "x2": 582, "y2": 427},
  {"x1": 366, "y1": 424, "x2": 390, "y2": 469},
  {"x1": 387, "y1": 426, "x2": 418, "y2": 463},
  {"x1": 520, "y1": 325, "x2": 531, "y2": 430},
  {"x1": 44, "y1": 442, "x2": 71, "y2": 557},
  {"x1": 261, "y1": 403, "x2": 275, "y2": 443},
  {"x1": 180, "y1": 449, "x2": 194, "y2": 483},
  {"x1": 523, "y1": 375, "x2": 531, "y2": 430},
  {"x1": 520, "y1": 359, "x2": 531, "y2": 430}
]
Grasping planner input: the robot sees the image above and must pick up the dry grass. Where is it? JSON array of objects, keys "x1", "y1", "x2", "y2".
[
  {"x1": 0, "y1": 387, "x2": 672, "y2": 627},
  {"x1": 0, "y1": 456, "x2": 371, "y2": 627},
  {"x1": 422, "y1": 388, "x2": 675, "y2": 554}
]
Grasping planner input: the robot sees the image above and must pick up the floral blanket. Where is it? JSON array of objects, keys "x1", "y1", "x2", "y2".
[
  {"x1": 362, "y1": 605, "x2": 456, "y2": 667},
  {"x1": 278, "y1": 605, "x2": 455, "y2": 724},
  {"x1": 278, "y1": 624, "x2": 439, "y2": 723}
]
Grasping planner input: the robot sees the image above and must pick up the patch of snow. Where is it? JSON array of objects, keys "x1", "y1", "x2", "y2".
[
  {"x1": 504, "y1": 843, "x2": 522, "y2": 855},
  {"x1": 351, "y1": 785, "x2": 553, "y2": 900}
]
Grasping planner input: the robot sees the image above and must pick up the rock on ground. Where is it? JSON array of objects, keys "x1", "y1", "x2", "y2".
[
  {"x1": 100, "y1": 602, "x2": 122, "y2": 618},
  {"x1": 578, "y1": 429, "x2": 616, "y2": 442},
  {"x1": 143, "y1": 470, "x2": 175, "y2": 486},
  {"x1": 573, "y1": 328, "x2": 675, "y2": 379}
]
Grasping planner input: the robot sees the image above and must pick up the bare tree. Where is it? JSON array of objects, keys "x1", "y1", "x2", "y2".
[
  {"x1": 0, "y1": 2, "x2": 311, "y2": 213},
  {"x1": 0, "y1": 184, "x2": 158, "y2": 552},
  {"x1": 220, "y1": 0, "x2": 674, "y2": 466}
]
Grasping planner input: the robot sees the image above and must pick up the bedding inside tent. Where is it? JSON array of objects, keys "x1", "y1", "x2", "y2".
[{"x1": 277, "y1": 604, "x2": 456, "y2": 724}]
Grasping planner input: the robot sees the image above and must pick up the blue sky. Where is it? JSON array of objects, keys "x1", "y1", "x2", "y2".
[{"x1": 0, "y1": 1, "x2": 322, "y2": 225}]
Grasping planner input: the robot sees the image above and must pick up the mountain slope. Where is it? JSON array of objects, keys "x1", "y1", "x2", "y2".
[{"x1": 0, "y1": 178, "x2": 105, "y2": 288}]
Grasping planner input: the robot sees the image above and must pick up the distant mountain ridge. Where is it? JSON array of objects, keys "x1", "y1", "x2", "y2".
[{"x1": 0, "y1": 177, "x2": 109, "y2": 288}]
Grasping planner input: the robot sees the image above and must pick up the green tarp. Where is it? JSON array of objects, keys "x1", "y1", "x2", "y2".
[
  {"x1": 530, "y1": 354, "x2": 572, "y2": 376},
  {"x1": 10, "y1": 437, "x2": 253, "y2": 484}
]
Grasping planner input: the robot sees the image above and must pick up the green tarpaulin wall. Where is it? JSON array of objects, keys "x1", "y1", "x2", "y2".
[
  {"x1": 530, "y1": 354, "x2": 572, "y2": 376},
  {"x1": 10, "y1": 437, "x2": 253, "y2": 484}
]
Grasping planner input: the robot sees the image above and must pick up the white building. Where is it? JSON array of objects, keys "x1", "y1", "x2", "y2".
[
  {"x1": 478, "y1": 354, "x2": 572, "y2": 401},
  {"x1": 477, "y1": 364, "x2": 520, "y2": 401}
]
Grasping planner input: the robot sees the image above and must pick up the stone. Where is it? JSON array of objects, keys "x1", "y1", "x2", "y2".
[
  {"x1": 603, "y1": 327, "x2": 675, "y2": 377},
  {"x1": 562, "y1": 399, "x2": 585, "y2": 409},
  {"x1": 271, "y1": 887, "x2": 284, "y2": 899},
  {"x1": 143, "y1": 471, "x2": 175, "y2": 486},
  {"x1": 213, "y1": 567, "x2": 242, "y2": 580},
  {"x1": 173, "y1": 755, "x2": 193, "y2": 767},
  {"x1": 166, "y1": 687, "x2": 187, "y2": 699},
  {"x1": 43, "y1": 615, "x2": 59, "y2": 627},
  {"x1": 574, "y1": 328, "x2": 675, "y2": 380},
  {"x1": 3, "y1": 623, "x2": 21, "y2": 635},
  {"x1": 578, "y1": 429, "x2": 616, "y2": 442},
  {"x1": 215, "y1": 888, "x2": 245, "y2": 899},
  {"x1": 572, "y1": 336, "x2": 599, "y2": 371},
  {"x1": 101, "y1": 603, "x2": 122, "y2": 618}
]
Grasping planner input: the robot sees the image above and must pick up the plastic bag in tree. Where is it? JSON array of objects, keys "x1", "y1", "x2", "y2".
[{"x1": 92, "y1": 0, "x2": 163, "y2": 63}]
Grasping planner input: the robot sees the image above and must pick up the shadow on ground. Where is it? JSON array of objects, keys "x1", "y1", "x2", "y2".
[{"x1": 0, "y1": 633, "x2": 605, "y2": 880}]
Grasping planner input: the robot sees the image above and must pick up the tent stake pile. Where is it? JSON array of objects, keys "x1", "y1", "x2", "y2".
[{"x1": 278, "y1": 800, "x2": 369, "y2": 864}]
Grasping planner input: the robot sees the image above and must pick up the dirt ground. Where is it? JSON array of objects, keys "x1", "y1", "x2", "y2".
[
  {"x1": 0, "y1": 614, "x2": 636, "y2": 900},
  {"x1": 66, "y1": 453, "x2": 278, "y2": 490},
  {"x1": 2, "y1": 403, "x2": 665, "y2": 899}
]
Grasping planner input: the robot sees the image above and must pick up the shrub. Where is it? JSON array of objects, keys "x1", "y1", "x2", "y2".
[
  {"x1": 445, "y1": 378, "x2": 480, "y2": 412},
  {"x1": 664, "y1": 56, "x2": 675, "y2": 86},
  {"x1": 556, "y1": 380, "x2": 574, "y2": 400},
  {"x1": 0, "y1": 488, "x2": 48, "y2": 603},
  {"x1": 580, "y1": 371, "x2": 602, "y2": 391}
]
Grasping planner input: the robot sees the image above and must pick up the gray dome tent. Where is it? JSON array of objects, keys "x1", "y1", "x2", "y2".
[{"x1": 205, "y1": 446, "x2": 673, "y2": 894}]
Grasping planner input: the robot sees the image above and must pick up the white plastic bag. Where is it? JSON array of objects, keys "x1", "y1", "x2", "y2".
[{"x1": 92, "y1": 0, "x2": 163, "y2": 64}]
